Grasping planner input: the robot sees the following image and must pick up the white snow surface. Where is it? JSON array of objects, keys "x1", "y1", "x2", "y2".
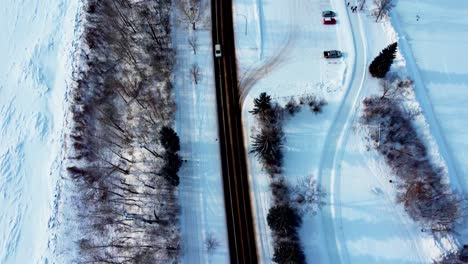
[
  {"x1": 173, "y1": 1, "x2": 229, "y2": 263},
  {"x1": 0, "y1": 0, "x2": 79, "y2": 263},
  {"x1": 234, "y1": 0, "x2": 462, "y2": 263},
  {"x1": 393, "y1": 0, "x2": 468, "y2": 242}
]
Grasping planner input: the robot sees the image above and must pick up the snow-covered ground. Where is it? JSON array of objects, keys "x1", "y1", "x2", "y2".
[
  {"x1": 235, "y1": 0, "x2": 463, "y2": 263},
  {"x1": 173, "y1": 1, "x2": 229, "y2": 263},
  {"x1": 393, "y1": 0, "x2": 468, "y2": 242},
  {"x1": 234, "y1": 0, "x2": 350, "y2": 262},
  {"x1": 328, "y1": 3, "x2": 448, "y2": 262},
  {"x1": 0, "y1": 0, "x2": 79, "y2": 263}
]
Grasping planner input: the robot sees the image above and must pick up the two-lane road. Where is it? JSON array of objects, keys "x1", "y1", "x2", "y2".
[{"x1": 210, "y1": 0, "x2": 258, "y2": 263}]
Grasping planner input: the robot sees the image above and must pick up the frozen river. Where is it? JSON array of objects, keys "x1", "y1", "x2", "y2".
[{"x1": 0, "y1": 0, "x2": 78, "y2": 263}]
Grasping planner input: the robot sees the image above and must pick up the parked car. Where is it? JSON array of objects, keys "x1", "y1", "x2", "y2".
[
  {"x1": 323, "y1": 17, "x2": 336, "y2": 25},
  {"x1": 323, "y1": 50, "x2": 342, "y2": 58},
  {"x1": 322, "y1": 10, "x2": 336, "y2": 17},
  {"x1": 214, "y1": 44, "x2": 222, "y2": 58}
]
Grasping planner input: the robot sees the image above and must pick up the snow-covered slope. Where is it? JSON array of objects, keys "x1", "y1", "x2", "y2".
[{"x1": 0, "y1": 0, "x2": 78, "y2": 263}]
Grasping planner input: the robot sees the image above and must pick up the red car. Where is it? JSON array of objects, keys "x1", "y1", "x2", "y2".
[{"x1": 323, "y1": 17, "x2": 336, "y2": 25}]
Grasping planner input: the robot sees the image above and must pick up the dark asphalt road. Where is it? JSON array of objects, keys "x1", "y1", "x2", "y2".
[{"x1": 210, "y1": 0, "x2": 258, "y2": 263}]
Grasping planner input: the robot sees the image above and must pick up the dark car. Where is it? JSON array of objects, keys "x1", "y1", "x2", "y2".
[
  {"x1": 323, "y1": 50, "x2": 342, "y2": 58},
  {"x1": 322, "y1": 10, "x2": 336, "y2": 17},
  {"x1": 323, "y1": 17, "x2": 337, "y2": 25}
]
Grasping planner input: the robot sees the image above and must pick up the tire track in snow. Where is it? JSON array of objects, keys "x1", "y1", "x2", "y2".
[{"x1": 317, "y1": 0, "x2": 367, "y2": 262}]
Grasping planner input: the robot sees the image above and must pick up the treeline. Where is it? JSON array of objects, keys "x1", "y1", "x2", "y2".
[
  {"x1": 361, "y1": 87, "x2": 463, "y2": 236},
  {"x1": 66, "y1": 0, "x2": 181, "y2": 262},
  {"x1": 364, "y1": 42, "x2": 464, "y2": 237},
  {"x1": 250, "y1": 93, "x2": 328, "y2": 264}
]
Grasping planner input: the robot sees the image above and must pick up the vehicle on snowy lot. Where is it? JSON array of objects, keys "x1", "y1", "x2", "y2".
[
  {"x1": 214, "y1": 44, "x2": 222, "y2": 58},
  {"x1": 323, "y1": 50, "x2": 342, "y2": 58},
  {"x1": 323, "y1": 17, "x2": 336, "y2": 24},
  {"x1": 322, "y1": 10, "x2": 336, "y2": 17}
]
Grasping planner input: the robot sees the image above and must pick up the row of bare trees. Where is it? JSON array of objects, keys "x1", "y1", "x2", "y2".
[
  {"x1": 361, "y1": 78, "x2": 465, "y2": 237},
  {"x1": 64, "y1": 0, "x2": 182, "y2": 262}
]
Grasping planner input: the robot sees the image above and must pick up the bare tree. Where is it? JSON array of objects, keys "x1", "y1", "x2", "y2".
[
  {"x1": 190, "y1": 63, "x2": 202, "y2": 84},
  {"x1": 205, "y1": 232, "x2": 220, "y2": 253},
  {"x1": 177, "y1": 0, "x2": 203, "y2": 31},
  {"x1": 290, "y1": 176, "x2": 326, "y2": 215},
  {"x1": 188, "y1": 35, "x2": 198, "y2": 54},
  {"x1": 372, "y1": 0, "x2": 395, "y2": 22},
  {"x1": 380, "y1": 78, "x2": 413, "y2": 100}
]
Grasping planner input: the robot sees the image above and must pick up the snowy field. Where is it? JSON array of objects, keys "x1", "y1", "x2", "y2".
[
  {"x1": 235, "y1": 0, "x2": 464, "y2": 263},
  {"x1": 0, "y1": 0, "x2": 79, "y2": 263},
  {"x1": 173, "y1": 1, "x2": 229, "y2": 262},
  {"x1": 393, "y1": 0, "x2": 468, "y2": 242}
]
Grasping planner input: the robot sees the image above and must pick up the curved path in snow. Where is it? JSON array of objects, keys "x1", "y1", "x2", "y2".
[{"x1": 317, "y1": 2, "x2": 367, "y2": 263}]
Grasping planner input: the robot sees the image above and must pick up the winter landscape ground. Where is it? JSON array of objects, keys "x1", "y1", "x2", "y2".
[
  {"x1": 0, "y1": 0, "x2": 467, "y2": 263},
  {"x1": 0, "y1": 0, "x2": 79, "y2": 263},
  {"x1": 234, "y1": 0, "x2": 467, "y2": 263}
]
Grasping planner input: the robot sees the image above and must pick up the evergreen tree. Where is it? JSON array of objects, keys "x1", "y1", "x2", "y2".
[
  {"x1": 160, "y1": 126, "x2": 180, "y2": 153},
  {"x1": 250, "y1": 92, "x2": 272, "y2": 115},
  {"x1": 159, "y1": 126, "x2": 182, "y2": 186},
  {"x1": 160, "y1": 152, "x2": 182, "y2": 186},
  {"x1": 250, "y1": 127, "x2": 282, "y2": 160},
  {"x1": 272, "y1": 241, "x2": 306, "y2": 264},
  {"x1": 267, "y1": 204, "x2": 302, "y2": 235},
  {"x1": 369, "y1": 42, "x2": 398, "y2": 78}
]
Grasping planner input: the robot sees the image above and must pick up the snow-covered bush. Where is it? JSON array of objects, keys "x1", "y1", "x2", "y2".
[
  {"x1": 361, "y1": 95, "x2": 462, "y2": 235},
  {"x1": 299, "y1": 94, "x2": 328, "y2": 114},
  {"x1": 285, "y1": 98, "x2": 301, "y2": 116}
]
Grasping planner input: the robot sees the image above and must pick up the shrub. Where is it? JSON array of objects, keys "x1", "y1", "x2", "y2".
[
  {"x1": 267, "y1": 204, "x2": 302, "y2": 235},
  {"x1": 361, "y1": 96, "x2": 461, "y2": 234},
  {"x1": 272, "y1": 240, "x2": 306, "y2": 264},
  {"x1": 285, "y1": 98, "x2": 301, "y2": 116}
]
